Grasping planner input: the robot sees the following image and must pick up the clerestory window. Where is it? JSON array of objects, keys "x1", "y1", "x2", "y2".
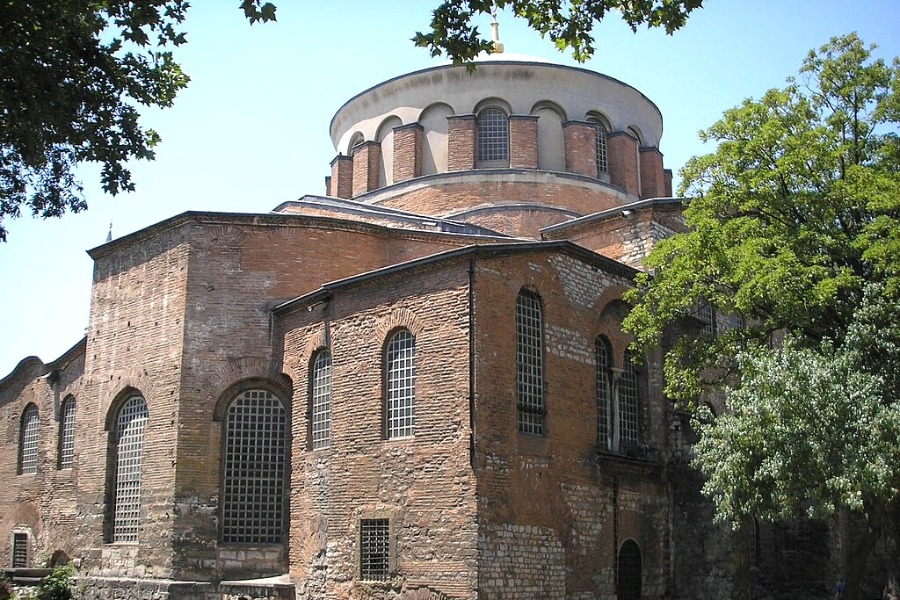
[
  {"x1": 477, "y1": 108, "x2": 509, "y2": 165},
  {"x1": 310, "y1": 350, "x2": 333, "y2": 450},
  {"x1": 596, "y1": 336, "x2": 613, "y2": 451},
  {"x1": 516, "y1": 290, "x2": 545, "y2": 435},
  {"x1": 385, "y1": 330, "x2": 416, "y2": 439},
  {"x1": 19, "y1": 404, "x2": 39, "y2": 475},
  {"x1": 59, "y1": 396, "x2": 76, "y2": 469}
]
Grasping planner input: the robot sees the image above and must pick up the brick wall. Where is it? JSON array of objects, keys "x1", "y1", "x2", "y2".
[
  {"x1": 330, "y1": 155, "x2": 353, "y2": 199},
  {"x1": 639, "y1": 147, "x2": 666, "y2": 199},
  {"x1": 279, "y1": 261, "x2": 478, "y2": 599},
  {"x1": 447, "y1": 115, "x2": 476, "y2": 172},
  {"x1": 352, "y1": 141, "x2": 382, "y2": 197},
  {"x1": 563, "y1": 121, "x2": 598, "y2": 178},
  {"x1": 509, "y1": 116, "x2": 539, "y2": 170},
  {"x1": 607, "y1": 132, "x2": 639, "y2": 196},
  {"x1": 393, "y1": 123, "x2": 423, "y2": 183}
]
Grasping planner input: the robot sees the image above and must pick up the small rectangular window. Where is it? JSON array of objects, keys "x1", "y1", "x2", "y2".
[
  {"x1": 360, "y1": 518, "x2": 390, "y2": 581},
  {"x1": 12, "y1": 532, "x2": 28, "y2": 568}
]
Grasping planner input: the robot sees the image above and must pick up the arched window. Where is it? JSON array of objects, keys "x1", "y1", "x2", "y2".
[
  {"x1": 385, "y1": 330, "x2": 416, "y2": 439},
  {"x1": 618, "y1": 350, "x2": 641, "y2": 448},
  {"x1": 310, "y1": 350, "x2": 333, "y2": 450},
  {"x1": 222, "y1": 389, "x2": 287, "y2": 544},
  {"x1": 516, "y1": 290, "x2": 544, "y2": 435},
  {"x1": 19, "y1": 404, "x2": 39, "y2": 475},
  {"x1": 587, "y1": 115, "x2": 610, "y2": 174},
  {"x1": 617, "y1": 540, "x2": 642, "y2": 600},
  {"x1": 349, "y1": 132, "x2": 365, "y2": 154},
  {"x1": 698, "y1": 302, "x2": 717, "y2": 337},
  {"x1": 112, "y1": 396, "x2": 148, "y2": 543},
  {"x1": 59, "y1": 396, "x2": 76, "y2": 469},
  {"x1": 596, "y1": 337, "x2": 612, "y2": 450},
  {"x1": 477, "y1": 108, "x2": 509, "y2": 164}
]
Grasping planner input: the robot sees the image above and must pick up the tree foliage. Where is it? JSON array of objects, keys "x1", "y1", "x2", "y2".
[
  {"x1": 624, "y1": 33, "x2": 900, "y2": 598},
  {"x1": 0, "y1": 1, "x2": 275, "y2": 242},
  {"x1": 414, "y1": 0, "x2": 703, "y2": 63}
]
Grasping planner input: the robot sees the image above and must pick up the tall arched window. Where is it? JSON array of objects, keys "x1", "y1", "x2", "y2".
[
  {"x1": 587, "y1": 118, "x2": 609, "y2": 174},
  {"x1": 19, "y1": 404, "x2": 39, "y2": 475},
  {"x1": 618, "y1": 350, "x2": 641, "y2": 448},
  {"x1": 222, "y1": 389, "x2": 287, "y2": 544},
  {"x1": 617, "y1": 540, "x2": 642, "y2": 600},
  {"x1": 385, "y1": 330, "x2": 416, "y2": 439},
  {"x1": 477, "y1": 108, "x2": 509, "y2": 164},
  {"x1": 112, "y1": 396, "x2": 148, "y2": 543},
  {"x1": 59, "y1": 396, "x2": 76, "y2": 469},
  {"x1": 516, "y1": 290, "x2": 544, "y2": 435},
  {"x1": 310, "y1": 350, "x2": 333, "y2": 450},
  {"x1": 596, "y1": 337, "x2": 612, "y2": 450}
]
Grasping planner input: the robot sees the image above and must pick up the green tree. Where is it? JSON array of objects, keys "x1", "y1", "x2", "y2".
[
  {"x1": 0, "y1": 0, "x2": 275, "y2": 242},
  {"x1": 414, "y1": 0, "x2": 703, "y2": 63},
  {"x1": 623, "y1": 34, "x2": 900, "y2": 599}
]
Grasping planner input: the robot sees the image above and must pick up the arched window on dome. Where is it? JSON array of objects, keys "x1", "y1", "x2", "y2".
[
  {"x1": 348, "y1": 132, "x2": 365, "y2": 155},
  {"x1": 587, "y1": 114, "x2": 610, "y2": 174},
  {"x1": 476, "y1": 107, "x2": 509, "y2": 166}
]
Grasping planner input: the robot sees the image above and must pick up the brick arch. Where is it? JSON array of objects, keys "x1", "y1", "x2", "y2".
[
  {"x1": 372, "y1": 308, "x2": 425, "y2": 341},
  {"x1": 302, "y1": 327, "x2": 330, "y2": 363},
  {"x1": 212, "y1": 376, "x2": 294, "y2": 422},
  {"x1": 206, "y1": 356, "x2": 292, "y2": 408}
]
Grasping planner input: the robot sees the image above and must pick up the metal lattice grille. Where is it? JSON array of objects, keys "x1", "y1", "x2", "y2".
[
  {"x1": 222, "y1": 390, "x2": 286, "y2": 544},
  {"x1": 619, "y1": 352, "x2": 640, "y2": 447},
  {"x1": 386, "y1": 331, "x2": 416, "y2": 438},
  {"x1": 360, "y1": 519, "x2": 390, "y2": 581},
  {"x1": 594, "y1": 122, "x2": 609, "y2": 173},
  {"x1": 477, "y1": 108, "x2": 509, "y2": 162},
  {"x1": 617, "y1": 540, "x2": 642, "y2": 600},
  {"x1": 596, "y1": 337, "x2": 611, "y2": 450},
  {"x1": 113, "y1": 396, "x2": 148, "y2": 543},
  {"x1": 59, "y1": 397, "x2": 76, "y2": 469},
  {"x1": 516, "y1": 291, "x2": 545, "y2": 435},
  {"x1": 19, "y1": 405, "x2": 39, "y2": 474},
  {"x1": 12, "y1": 533, "x2": 28, "y2": 568},
  {"x1": 311, "y1": 351, "x2": 333, "y2": 450},
  {"x1": 698, "y1": 302, "x2": 716, "y2": 337}
]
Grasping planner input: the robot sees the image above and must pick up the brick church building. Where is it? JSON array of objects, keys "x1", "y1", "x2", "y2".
[{"x1": 0, "y1": 51, "x2": 831, "y2": 599}]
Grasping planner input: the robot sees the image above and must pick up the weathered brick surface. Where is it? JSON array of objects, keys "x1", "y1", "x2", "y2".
[
  {"x1": 639, "y1": 147, "x2": 666, "y2": 199},
  {"x1": 352, "y1": 141, "x2": 382, "y2": 197},
  {"x1": 663, "y1": 169, "x2": 674, "y2": 197},
  {"x1": 447, "y1": 116, "x2": 475, "y2": 172},
  {"x1": 563, "y1": 121, "x2": 598, "y2": 178},
  {"x1": 509, "y1": 116, "x2": 539, "y2": 170},
  {"x1": 393, "y1": 123, "x2": 424, "y2": 183},
  {"x1": 279, "y1": 262, "x2": 478, "y2": 599},
  {"x1": 330, "y1": 155, "x2": 353, "y2": 199},
  {"x1": 607, "y1": 132, "x2": 639, "y2": 196}
]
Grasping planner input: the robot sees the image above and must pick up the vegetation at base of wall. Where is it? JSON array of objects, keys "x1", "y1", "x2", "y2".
[
  {"x1": 15, "y1": 566, "x2": 74, "y2": 600},
  {"x1": 624, "y1": 33, "x2": 900, "y2": 600}
]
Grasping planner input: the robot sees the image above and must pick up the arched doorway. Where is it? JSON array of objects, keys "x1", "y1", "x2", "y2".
[{"x1": 617, "y1": 539, "x2": 642, "y2": 600}]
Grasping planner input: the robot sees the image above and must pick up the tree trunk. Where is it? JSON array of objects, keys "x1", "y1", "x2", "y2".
[{"x1": 843, "y1": 504, "x2": 884, "y2": 600}]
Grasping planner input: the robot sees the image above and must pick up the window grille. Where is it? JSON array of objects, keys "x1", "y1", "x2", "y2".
[
  {"x1": 359, "y1": 518, "x2": 390, "y2": 581},
  {"x1": 596, "y1": 337, "x2": 612, "y2": 450},
  {"x1": 59, "y1": 396, "x2": 76, "y2": 469},
  {"x1": 516, "y1": 291, "x2": 545, "y2": 435},
  {"x1": 311, "y1": 351, "x2": 333, "y2": 450},
  {"x1": 698, "y1": 302, "x2": 716, "y2": 337},
  {"x1": 222, "y1": 389, "x2": 287, "y2": 544},
  {"x1": 386, "y1": 330, "x2": 416, "y2": 438},
  {"x1": 593, "y1": 121, "x2": 609, "y2": 173},
  {"x1": 477, "y1": 108, "x2": 509, "y2": 163},
  {"x1": 112, "y1": 396, "x2": 148, "y2": 543},
  {"x1": 617, "y1": 540, "x2": 642, "y2": 600},
  {"x1": 12, "y1": 533, "x2": 28, "y2": 568},
  {"x1": 619, "y1": 351, "x2": 640, "y2": 447},
  {"x1": 19, "y1": 405, "x2": 39, "y2": 474}
]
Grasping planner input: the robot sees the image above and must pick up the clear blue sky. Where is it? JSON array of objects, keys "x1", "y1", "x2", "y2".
[{"x1": 1, "y1": 0, "x2": 898, "y2": 377}]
